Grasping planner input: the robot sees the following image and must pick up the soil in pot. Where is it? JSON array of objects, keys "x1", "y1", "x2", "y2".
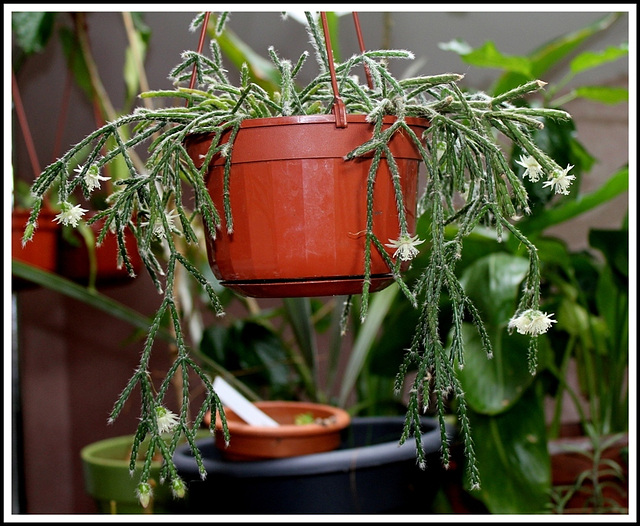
[
  {"x1": 185, "y1": 114, "x2": 429, "y2": 298},
  {"x1": 173, "y1": 416, "x2": 453, "y2": 514}
]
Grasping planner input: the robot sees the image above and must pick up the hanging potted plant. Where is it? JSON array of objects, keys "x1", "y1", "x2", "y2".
[
  {"x1": 12, "y1": 11, "x2": 145, "y2": 290},
  {"x1": 19, "y1": 11, "x2": 576, "y2": 508}
]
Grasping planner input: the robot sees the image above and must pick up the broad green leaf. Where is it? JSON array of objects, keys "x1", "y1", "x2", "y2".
[
  {"x1": 459, "y1": 252, "x2": 529, "y2": 328},
  {"x1": 589, "y1": 228, "x2": 628, "y2": 279},
  {"x1": 457, "y1": 324, "x2": 537, "y2": 414},
  {"x1": 456, "y1": 253, "x2": 534, "y2": 414},
  {"x1": 443, "y1": 40, "x2": 533, "y2": 76},
  {"x1": 123, "y1": 13, "x2": 152, "y2": 107},
  {"x1": 12, "y1": 12, "x2": 56, "y2": 55},
  {"x1": 570, "y1": 44, "x2": 628, "y2": 74},
  {"x1": 491, "y1": 12, "x2": 624, "y2": 95},
  {"x1": 572, "y1": 85, "x2": 628, "y2": 104},
  {"x1": 59, "y1": 26, "x2": 93, "y2": 101},
  {"x1": 469, "y1": 385, "x2": 551, "y2": 513},
  {"x1": 199, "y1": 320, "x2": 298, "y2": 400},
  {"x1": 123, "y1": 32, "x2": 148, "y2": 107}
]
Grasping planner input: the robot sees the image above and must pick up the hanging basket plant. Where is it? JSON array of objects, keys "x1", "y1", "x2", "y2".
[{"x1": 19, "y1": 11, "x2": 576, "y2": 507}]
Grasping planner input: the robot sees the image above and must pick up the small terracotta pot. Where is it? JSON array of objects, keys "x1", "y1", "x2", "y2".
[
  {"x1": 549, "y1": 431, "x2": 628, "y2": 513},
  {"x1": 210, "y1": 400, "x2": 351, "y2": 461},
  {"x1": 185, "y1": 114, "x2": 429, "y2": 298},
  {"x1": 58, "y1": 213, "x2": 142, "y2": 286}
]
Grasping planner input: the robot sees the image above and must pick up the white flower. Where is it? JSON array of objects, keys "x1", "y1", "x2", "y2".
[
  {"x1": 508, "y1": 309, "x2": 557, "y2": 336},
  {"x1": 385, "y1": 234, "x2": 425, "y2": 262},
  {"x1": 542, "y1": 164, "x2": 575, "y2": 195},
  {"x1": 155, "y1": 406, "x2": 179, "y2": 434},
  {"x1": 515, "y1": 155, "x2": 544, "y2": 182},
  {"x1": 136, "y1": 482, "x2": 152, "y2": 508},
  {"x1": 75, "y1": 164, "x2": 110, "y2": 192},
  {"x1": 144, "y1": 209, "x2": 179, "y2": 239},
  {"x1": 54, "y1": 202, "x2": 88, "y2": 227}
]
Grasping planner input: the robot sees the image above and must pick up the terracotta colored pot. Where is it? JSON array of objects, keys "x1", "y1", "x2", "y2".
[
  {"x1": 210, "y1": 400, "x2": 351, "y2": 461},
  {"x1": 12, "y1": 208, "x2": 60, "y2": 289},
  {"x1": 549, "y1": 431, "x2": 628, "y2": 513},
  {"x1": 12, "y1": 208, "x2": 59, "y2": 272},
  {"x1": 185, "y1": 114, "x2": 429, "y2": 298},
  {"x1": 58, "y1": 213, "x2": 142, "y2": 286}
]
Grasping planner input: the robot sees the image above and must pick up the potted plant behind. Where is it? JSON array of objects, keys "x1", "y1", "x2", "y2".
[{"x1": 19, "y1": 10, "x2": 577, "y2": 508}]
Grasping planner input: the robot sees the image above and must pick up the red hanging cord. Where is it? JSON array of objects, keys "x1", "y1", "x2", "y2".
[
  {"x1": 187, "y1": 11, "x2": 211, "y2": 105},
  {"x1": 352, "y1": 13, "x2": 373, "y2": 89},
  {"x1": 320, "y1": 12, "x2": 347, "y2": 128},
  {"x1": 11, "y1": 69, "x2": 42, "y2": 181}
]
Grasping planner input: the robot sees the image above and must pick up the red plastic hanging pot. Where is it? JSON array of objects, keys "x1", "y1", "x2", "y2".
[
  {"x1": 12, "y1": 208, "x2": 59, "y2": 272},
  {"x1": 185, "y1": 114, "x2": 429, "y2": 297}
]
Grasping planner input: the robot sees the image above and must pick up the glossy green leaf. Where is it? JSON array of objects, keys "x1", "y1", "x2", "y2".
[
  {"x1": 491, "y1": 12, "x2": 623, "y2": 95},
  {"x1": 11, "y1": 12, "x2": 56, "y2": 55},
  {"x1": 570, "y1": 44, "x2": 628, "y2": 74},
  {"x1": 459, "y1": 252, "x2": 529, "y2": 328},
  {"x1": 59, "y1": 26, "x2": 93, "y2": 101},
  {"x1": 441, "y1": 40, "x2": 533, "y2": 76},
  {"x1": 456, "y1": 253, "x2": 534, "y2": 414},
  {"x1": 468, "y1": 385, "x2": 551, "y2": 513},
  {"x1": 572, "y1": 85, "x2": 628, "y2": 104},
  {"x1": 283, "y1": 298, "x2": 318, "y2": 378},
  {"x1": 457, "y1": 324, "x2": 536, "y2": 415},
  {"x1": 338, "y1": 284, "x2": 399, "y2": 407}
]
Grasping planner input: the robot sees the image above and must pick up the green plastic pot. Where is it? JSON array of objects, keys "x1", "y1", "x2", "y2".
[{"x1": 80, "y1": 434, "x2": 173, "y2": 514}]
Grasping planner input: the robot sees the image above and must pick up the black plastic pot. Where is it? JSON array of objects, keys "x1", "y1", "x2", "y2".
[{"x1": 172, "y1": 416, "x2": 453, "y2": 514}]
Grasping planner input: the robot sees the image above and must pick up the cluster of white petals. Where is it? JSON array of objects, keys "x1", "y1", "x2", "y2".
[
  {"x1": 516, "y1": 156, "x2": 576, "y2": 196},
  {"x1": 516, "y1": 155, "x2": 544, "y2": 182},
  {"x1": 542, "y1": 164, "x2": 576, "y2": 195},
  {"x1": 155, "y1": 406, "x2": 179, "y2": 434},
  {"x1": 54, "y1": 202, "x2": 87, "y2": 227},
  {"x1": 385, "y1": 234, "x2": 425, "y2": 262},
  {"x1": 508, "y1": 309, "x2": 557, "y2": 336},
  {"x1": 75, "y1": 164, "x2": 110, "y2": 192}
]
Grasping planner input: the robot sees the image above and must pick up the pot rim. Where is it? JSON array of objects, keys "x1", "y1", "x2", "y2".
[
  {"x1": 213, "y1": 401, "x2": 352, "y2": 436},
  {"x1": 175, "y1": 416, "x2": 454, "y2": 478},
  {"x1": 231, "y1": 113, "x2": 430, "y2": 130}
]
